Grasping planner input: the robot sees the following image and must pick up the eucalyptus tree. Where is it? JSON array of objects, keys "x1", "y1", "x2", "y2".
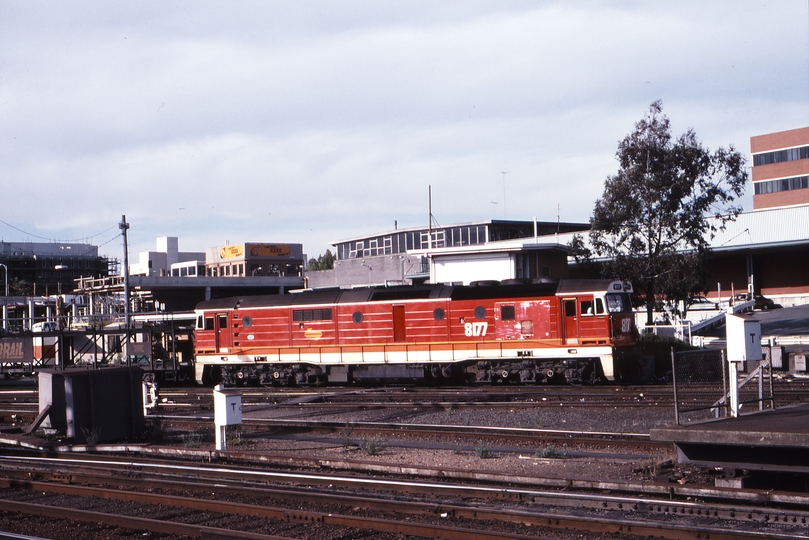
[{"x1": 573, "y1": 101, "x2": 747, "y2": 325}]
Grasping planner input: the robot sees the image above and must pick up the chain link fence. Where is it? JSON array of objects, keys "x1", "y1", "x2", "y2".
[{"x1": 671, "y1": 348, "x2": 774, "y2": 425}]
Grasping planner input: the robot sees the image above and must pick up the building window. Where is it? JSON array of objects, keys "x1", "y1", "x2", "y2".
[
  {"x1": 754, "y1": 175, "x2": 809, "y2": 195},
  {"x1": 349, "y1": 241, "x2": 363, "y2": 259},
  {"x1": 753, "y1": 145, "x2": 809, "y2": 166}
]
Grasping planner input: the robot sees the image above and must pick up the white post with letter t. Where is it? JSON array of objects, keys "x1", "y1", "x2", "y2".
[
  {"x1": 725, "y1": 313, "x2": 762, "y2": 418},
  {"x1": 213, "y1": 384, "x2": 242, "y2": 450}
]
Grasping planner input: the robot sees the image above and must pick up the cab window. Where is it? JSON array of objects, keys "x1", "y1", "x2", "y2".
[{"x1": 606, "y1": 294, "x2": 630, "y2": 313}]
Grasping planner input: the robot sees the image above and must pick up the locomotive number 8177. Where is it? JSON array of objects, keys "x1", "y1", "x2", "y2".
[{"x1": 193, "y1": 278, "x2": 640, "y2": 386}]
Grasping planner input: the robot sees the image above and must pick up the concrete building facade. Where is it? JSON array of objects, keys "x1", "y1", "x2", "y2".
[{"x1": 130, "y1": 237, "x2": 205, "y2": 278}]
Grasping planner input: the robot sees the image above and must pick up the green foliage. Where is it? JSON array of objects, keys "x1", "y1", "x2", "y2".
[
  {"x1": 537, "y1": 444, "x2": 568, "y2": 459},
  {"x1": 359, "y1": 435, "x2": 387, "y2": 455},
  {"x1": 638, "y1": 332, "x2": 696, "y2": 357},
  {"x1": 307, "y1": 249, "x2": 335, "y2": 271},
  {"x1": 182, "y1": 431, "x2": 204, "y2": 448},
  {"x1": 573, "y1": 101, "x2": 748, "y2": 325},
  {"x1": 80, "y1": 425, "x2": 102, "y2": 446},
  {"x1": 226, "y1": 425, "x2": 252, "y2": 446},
  {"x1": 182, "y1": 427, "x2": 213, "y2": 447},
  {"x1": 9, "y1": 279, "x2": 33, "y2": 296},
  {"x1": 475, "y1": 442, "x2": 495, "y2": 459}
]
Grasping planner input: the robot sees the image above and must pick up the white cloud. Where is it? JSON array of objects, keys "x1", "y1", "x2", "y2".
[{"x1": 1, "y1": 1, "x2": 805, "y2": 258}]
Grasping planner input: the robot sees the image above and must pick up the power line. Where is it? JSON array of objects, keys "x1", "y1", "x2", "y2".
[{"x1": 0, "y1": 218, "x2": 119, "y2": 244}]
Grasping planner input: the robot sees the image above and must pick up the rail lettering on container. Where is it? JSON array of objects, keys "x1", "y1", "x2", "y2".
[{"x1": 0, "y1": 339, "x2": 31, "y2": 361}]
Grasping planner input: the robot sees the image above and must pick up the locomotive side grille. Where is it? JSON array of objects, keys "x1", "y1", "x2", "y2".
[{"x1": 292, "y1": 308, "x2": 334, "y2": 322}]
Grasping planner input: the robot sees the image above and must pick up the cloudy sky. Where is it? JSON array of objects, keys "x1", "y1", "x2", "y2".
[{"x1": 2, "y1": 1, "x2": 807, "y2": 262}]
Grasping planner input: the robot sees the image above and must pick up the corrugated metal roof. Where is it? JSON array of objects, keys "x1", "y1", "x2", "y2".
[{"x1": 709, "y1": 205, "x2": 809, "y2": 250}]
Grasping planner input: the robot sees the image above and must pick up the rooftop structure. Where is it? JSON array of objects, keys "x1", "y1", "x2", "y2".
[
  {"x1": 307, "y1": 219, "x2": 589, "y2": 289},
  {"x1": 331, "y1": 219, "x2": 589, "y2": 260}
]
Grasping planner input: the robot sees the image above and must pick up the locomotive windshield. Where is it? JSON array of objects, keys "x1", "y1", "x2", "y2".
[{"x1": 605, "y1": 293, "x2": 631, "y2": 313}]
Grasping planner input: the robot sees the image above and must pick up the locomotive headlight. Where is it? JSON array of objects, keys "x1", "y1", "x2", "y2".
[
  {"x1": 247, "y1": 335, "x2": 255, "y2": 340},
  {"x1": 567, "y1": 349, "x2": 578, "y2": 354}
]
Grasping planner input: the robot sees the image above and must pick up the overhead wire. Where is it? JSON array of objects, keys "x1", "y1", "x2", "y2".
[{"x1": 0, "y1": 218, "x2": 119, "y2": 244}]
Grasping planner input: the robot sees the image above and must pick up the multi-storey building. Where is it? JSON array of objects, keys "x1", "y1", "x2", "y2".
[
  {"x1": 0, "y1": 241, "x2": 110, "y2": 295},
  {"x1": 751, "y1": 126, "x2": 809, "y2": 209}
]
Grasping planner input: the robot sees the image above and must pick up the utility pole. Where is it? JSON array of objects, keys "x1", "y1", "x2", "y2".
[{"x1": 119, "y1": 215, "x2": 131, "y2": 347}]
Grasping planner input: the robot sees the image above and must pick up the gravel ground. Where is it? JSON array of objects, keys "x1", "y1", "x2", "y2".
[
  {"x1": 238, "y1": 402, "x2": 686, "y2": 485},
  {"x1": 0, "y1": 393, "x2": 716, "y2": 539}
]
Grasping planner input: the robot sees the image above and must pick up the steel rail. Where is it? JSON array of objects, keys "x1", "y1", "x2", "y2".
[
  {"x1": 154, "y1": 414, "x2": 656, "y2": 446},
  {"x1": 3, "y1": 458, "x2": 809, "y2": 529},
  {"x1": 0, "y1": 499, "x2": 296, "y2": 540},
  {"x1": 0, "y1": 480, "x2": 557, "y2": 540},
  {"x1": 3, "y1": 453, "x2": 809, "y2": 523},
  {"x1": 0, "y1": 469, "x2": 806, "y2": 539}
]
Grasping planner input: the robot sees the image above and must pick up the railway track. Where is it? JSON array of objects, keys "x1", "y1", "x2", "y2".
[
  {"x1": 0, "y1": 450, "x2": 807, "y2": 539},
  {"x1": 155, "y1": 414, "x2": 662, "y2": 453},
  {"x1": 3, "y1": 380, "x2": 809, "y2": 537}
]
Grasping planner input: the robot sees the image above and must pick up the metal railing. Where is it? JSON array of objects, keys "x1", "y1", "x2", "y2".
[{"x1": 671, "y1": 348, "x2": 774, "y2": 425}]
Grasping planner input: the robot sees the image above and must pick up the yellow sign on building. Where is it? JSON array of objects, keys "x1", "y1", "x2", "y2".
[
  {"x1": 218, "y1": 243, "x2": 291, "y2": 259},
  {"x1": 247, "y1": 243, "x2": 291, "y2": 257},
  {"x1": 218, "y1": 245, "x2": 245, "y2": 259}
]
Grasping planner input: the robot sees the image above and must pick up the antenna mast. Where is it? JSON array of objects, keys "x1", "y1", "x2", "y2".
[{"x1": 428, "y1": 185, "x2": 432, "y2": 250}]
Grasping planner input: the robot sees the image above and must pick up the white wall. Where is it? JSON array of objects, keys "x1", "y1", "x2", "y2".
[{"x1": 431, "y1": 254, "x2": 513, "y2": 285}]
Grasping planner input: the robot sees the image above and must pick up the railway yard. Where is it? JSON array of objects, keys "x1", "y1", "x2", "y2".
[{"x1": 0, "y1": 381, "x2": 806, "y2": 539}]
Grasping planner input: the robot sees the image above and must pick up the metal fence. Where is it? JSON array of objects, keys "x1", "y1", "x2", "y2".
[{"x1": 671, "y1": 348, "x2": 774, "y2": 425}]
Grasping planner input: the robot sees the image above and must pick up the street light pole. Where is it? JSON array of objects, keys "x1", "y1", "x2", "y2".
[{"x1": 0, "y1": 263, "x2": 7, "y2": 296}]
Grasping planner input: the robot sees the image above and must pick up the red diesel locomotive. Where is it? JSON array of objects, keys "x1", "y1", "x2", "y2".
[{"x1": 193, "y1": 278, "x2": 639, "y2": 386}]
